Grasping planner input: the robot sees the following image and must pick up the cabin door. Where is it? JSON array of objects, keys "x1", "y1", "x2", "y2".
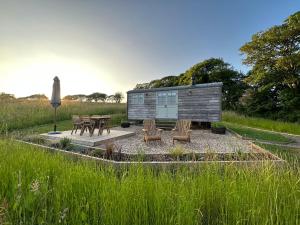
[{"x1": 156, "y1": 90, "x2": 178, "y2": 119}]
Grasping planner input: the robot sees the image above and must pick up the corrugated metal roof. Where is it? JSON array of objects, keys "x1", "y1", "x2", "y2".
[{"x1": 127, "y1": 82, "x2": 223, "y2": 94}]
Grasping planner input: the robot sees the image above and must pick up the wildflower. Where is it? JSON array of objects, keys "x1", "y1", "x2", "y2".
[
  {"x1": 17, "y1": 170, "x2": 22, "y2": 189},
  {"x1": 59, "y1": 208, "x2": 69, "y2": 223},
  {"x1": 0, "y1": 198, "x2": 8, "y2": 224},
  {"x1": 30, "y1": 179, "x2": 40, "y2": 193}
]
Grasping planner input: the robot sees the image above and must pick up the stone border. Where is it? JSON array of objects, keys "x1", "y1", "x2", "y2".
[{"x1": 16, "y1": 139, "x2": 285, "y2": 168}]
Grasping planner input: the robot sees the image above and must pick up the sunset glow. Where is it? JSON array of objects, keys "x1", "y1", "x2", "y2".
[{"x1": 0, "y1": 54, "x2": 117, "y2": 97}]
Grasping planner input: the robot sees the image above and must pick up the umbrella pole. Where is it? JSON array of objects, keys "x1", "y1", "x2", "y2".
[{"x1": 54, "y1": 107, "x2": 57, "y2": 132}]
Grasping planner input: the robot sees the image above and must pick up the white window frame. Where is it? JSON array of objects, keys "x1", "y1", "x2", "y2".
[
  {"x1": 157, "y1": 92, "x2": 167, "y2": 106},
  {"x1": 131, "y1": 93, "x2": 144, "y2": 105},
  {"x1": 167, "y1": 91, "x2": 177, "y2": 105}
]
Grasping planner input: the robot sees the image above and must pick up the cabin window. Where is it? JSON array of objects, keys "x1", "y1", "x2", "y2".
[
  {"x1": 131, "y1": 93, "x2": 144, "y2": 104},
  {"x1": 167, "y1": 91, "x2": 177, "y2": 105},
  {"x1": 157, "y1": 91, "x2": 177, "y2": 106},
  {"x1": 157, "y1": 92, "x2": 167, "y2": 106}
]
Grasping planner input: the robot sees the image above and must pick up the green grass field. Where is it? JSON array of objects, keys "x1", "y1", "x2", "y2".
[
  {"x1": 10, "y1": 113, "x2": 126, "y2": 138},
  {"x1": 221, "y1": 122, "x2": 291, "y2": 143},
  {"x1": 256, "y1": 143, "x2": 300, "y2": 166},
  {"x1": 223, "y1": 111, "x2": 300, "y2": 135},
  {"x1": 0, "y1": 140, "x2": 299, "y2": 225},
  {"x1": 0, "y1": 102, "x2": 299, "y2": 224},
  {"x1": 0, "y1": 100, "x2": 126, "y2": 134}
]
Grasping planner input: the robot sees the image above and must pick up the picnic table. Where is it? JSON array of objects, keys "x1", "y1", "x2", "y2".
[
  {"x1": 90, "y1": 115, "x2": 111, "y2": 136},
  {"x1": 77, "y1": 115, "x2": 111, "y2": 136}
]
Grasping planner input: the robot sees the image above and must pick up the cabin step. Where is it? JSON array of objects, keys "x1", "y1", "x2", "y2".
[{"x1": 156, "y1": 120, "x2": 176, "y2": 130}]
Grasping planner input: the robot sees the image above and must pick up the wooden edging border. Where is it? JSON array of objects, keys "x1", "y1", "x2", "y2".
[{"x1": 15, "y1": 139, "x2": 285, "y2": 168}]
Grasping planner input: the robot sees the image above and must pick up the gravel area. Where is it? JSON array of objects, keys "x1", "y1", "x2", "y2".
[{"x1": 101, "y1": 126, "x2": 253, "y2": 154}]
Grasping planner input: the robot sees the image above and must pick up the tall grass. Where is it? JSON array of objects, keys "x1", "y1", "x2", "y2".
[
  {"x1": 10, "y1": 113, "x2": 127, "y2": 137},
  {"x1": 222, "y1": 111, "x2": 300, "y2": 135},
  {"x1": 0, "y1": 140, "x2": 299, "y2": 225},
  {"x1": 256, "y1": 143, "x2": 300, "y2": 168},
  {"x1": 0, "y1": 100, "x2": 126, "y2": 133}
]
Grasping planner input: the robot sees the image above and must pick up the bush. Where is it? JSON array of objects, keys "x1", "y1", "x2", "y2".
[
  {"x1": 169, "y1": 145, "x2": 186, "y2": 160},
  {"x1": 59, "y1": 137, "x2": 72, "y2": 150},
  {"x1": 211, "y1": 122, "x2": 224, "y2": 128},
  {"x1": 23, "y1": 135, "x2": 47, "y2": 145}
]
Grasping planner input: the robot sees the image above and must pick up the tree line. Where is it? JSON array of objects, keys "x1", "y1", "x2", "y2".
[
  {"x1": 63, "y1": 92, "x2": 124, "y2": 103},
  {"x1": 0, "y1": 93, "x2": 48, "y2": 102},
  {"x1": 135, "y1": 11, "x2": 300, "y2": 122},
  {"x1": 0, "y1": 92, "x2": 124, "y2": 103}
]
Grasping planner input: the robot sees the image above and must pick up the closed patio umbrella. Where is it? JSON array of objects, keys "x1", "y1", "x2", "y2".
[{"x1": 50, "y1": 76, "x2": 61, "y2": 134}]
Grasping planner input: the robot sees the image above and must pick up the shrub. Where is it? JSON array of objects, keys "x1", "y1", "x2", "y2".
[
  {"x1": 23, "y1": 135, "x2": 47, "y2": 145},
  {"x1": 169, "y1": 145, "x2": 186, "y2": 160},
  {"x1": 59, "y1": 137, "x2": 72, "y2": 150},
  {"x1": 211, "y1": 122, "x2": 225, "y2": 128}
]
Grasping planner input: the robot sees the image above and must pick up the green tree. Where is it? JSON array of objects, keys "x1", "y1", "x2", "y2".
[
  {"x1": 63, "y1": 95, "x2": 77, "y2": 101},
  {"x1": 151, "y1": 76, "x2": 179, "y2": 88},
  {"x1": 238, "y1": 87, "x2": 278, "y2": 119},
  {"x1": 240, "y1": 11, "x2": 300, "y2": 121},
  {"x1": 113, "y1": 92, "x2": 124, "y2": 103},
  {"x1": 179, "y1": 58, "x2": 247, "y2": 110},
  {"x1": 106, "y1": 95, "x2": 115, "y2": 103},
  {"x1": 0, "y1": 92, "x2": 15, "y2": 102},
  {"x1": 179, "y1": 58, "x2": 228, "y2": 85},
  {"x1": 134, "y1": 58, "x2": 245, "y2": 110},
  {"x1": 87, "y1": 93, "x2": 107, "y2": 102},
  {"x1": 63, "y1": 94, "x2": 87, "y2": 101},
  {"x1": 98, "y1": 93, "x2": 107, "y2": 102},
  {"x1": 20, "y1": 94, "x2": 48, "y2": 100},
  {"x1": 135, "y1": 83, "x2": 150, "y2": 89},
  {"x1": 135, "y1": 75, "x2": 180, "y2": 89}
]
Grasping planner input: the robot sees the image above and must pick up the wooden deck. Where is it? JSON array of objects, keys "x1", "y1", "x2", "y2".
[{"x1": 41, "y1": 129, "x2": 135, "y2": 146}]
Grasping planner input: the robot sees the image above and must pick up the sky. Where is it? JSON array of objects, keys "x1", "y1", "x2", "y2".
[{"x1": 0, "y1": 0, "x2": 299, "y2": 98}]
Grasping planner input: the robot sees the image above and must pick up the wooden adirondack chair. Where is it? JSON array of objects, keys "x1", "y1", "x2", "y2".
[
  {"x1": 71, "y1": 115, "x2": 82, "y2": 135},
  {"x1": 142, "y1": 119, "x2": 163, "y2": 143},
  {"x1": 172, "y1": 120, "x2": 192, "y2": 144}
]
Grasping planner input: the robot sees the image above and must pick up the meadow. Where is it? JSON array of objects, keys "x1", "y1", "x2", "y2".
[
  {"x1": 2, "y1": 101, "x2": 299, "y2": 136},
  {"x1": 222, "y1": 111, "x2": 300, "y2": 135},
  {"x1": 0, "y1": 101, "x2": 299, "y2": 224},
  {"x1": 0, "y1": 140, "x2": 299, "y2": 225},
  {"x1": 0, "y1": 100, "x2": 126, "y2": 134},
  {"x1": 220, "y1": 122, "x2": 291, "y2": 143}
]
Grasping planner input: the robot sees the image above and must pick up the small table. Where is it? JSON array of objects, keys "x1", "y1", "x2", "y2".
[{"x1": 90, "y1": 115, "x2": 111, "y2": 136}]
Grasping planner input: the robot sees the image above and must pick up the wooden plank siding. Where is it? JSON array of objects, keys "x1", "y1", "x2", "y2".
[
  {"x1": 127, "y1": 82, "x2": 222, "y2": 122},
  {"x1": 178, "y1": 86, "x2": 222, "y2": 122},
  {"x1": 127, "y1": 92, "x2": 156, "y2": 119}
]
